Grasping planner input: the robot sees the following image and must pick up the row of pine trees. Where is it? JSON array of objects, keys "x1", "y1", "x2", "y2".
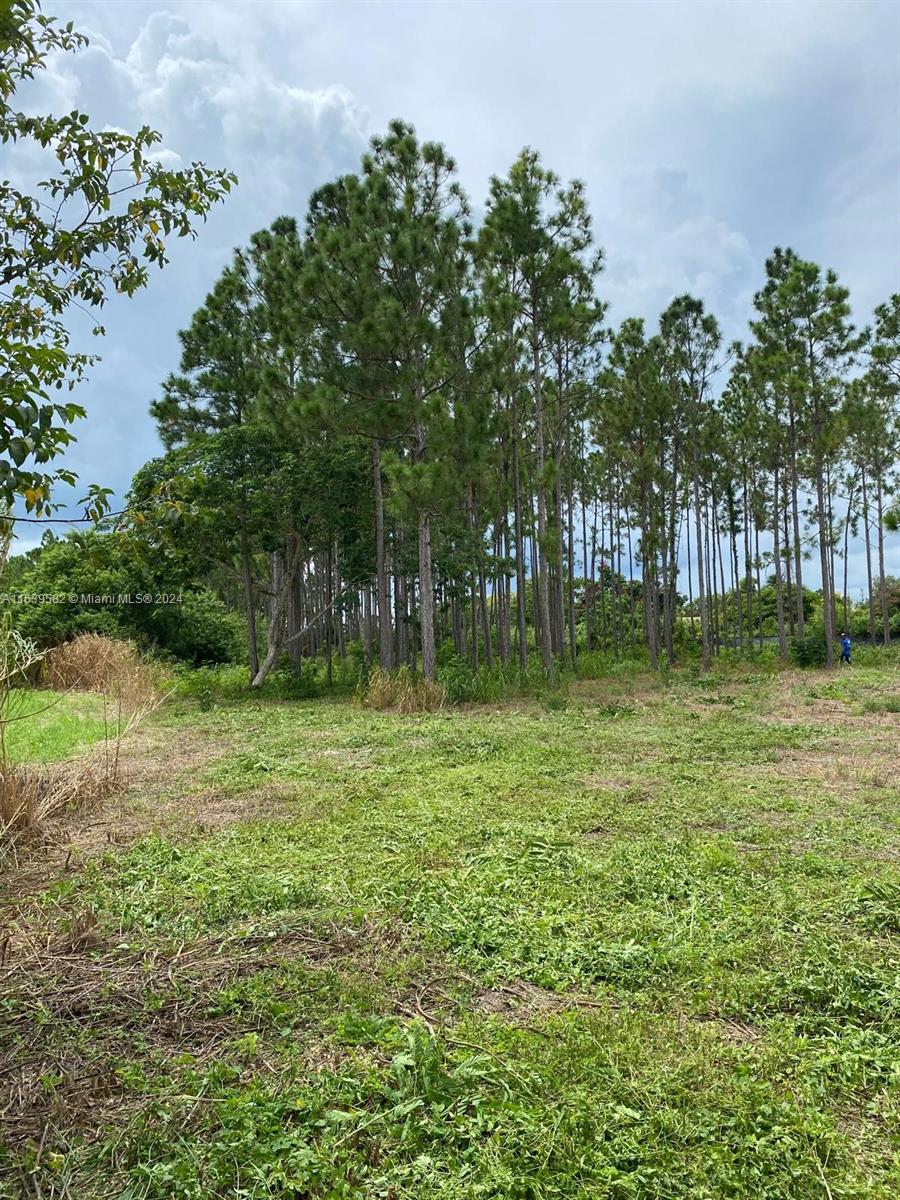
[{"x1": 139, "y1": 121, "x2": 899, "y2": 682}]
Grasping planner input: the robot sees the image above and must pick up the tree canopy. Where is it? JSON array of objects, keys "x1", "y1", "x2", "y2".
[{"x1": 0, "y1": 0, "x2": 235, "y2": 514}]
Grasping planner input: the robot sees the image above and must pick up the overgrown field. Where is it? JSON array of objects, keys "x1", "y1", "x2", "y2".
[{"x1": 1, "y1": 659, "x2": 899, "y2": 1198}]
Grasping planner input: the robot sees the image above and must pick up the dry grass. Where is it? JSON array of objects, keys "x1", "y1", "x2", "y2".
[
  {"x1": 359, "y1": 666, "x2": 445, "y2": 713},
  {"x1": 1, "y1": 638, "x2": 168, "y2": 854},
  {"x1": 42, "y1": 633, "x2": 165, "y2": 716},
  {"x1": 0, "y1": 755, "x2": 121, "y2": 842}
]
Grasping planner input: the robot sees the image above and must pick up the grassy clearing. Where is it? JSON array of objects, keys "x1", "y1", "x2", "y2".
[
  {"x1": 1, "y1": 658, "x2": 898, "y2": 1197},
  {"x1": 2, "y1": 689, "x2": 111, "y2": 764}
]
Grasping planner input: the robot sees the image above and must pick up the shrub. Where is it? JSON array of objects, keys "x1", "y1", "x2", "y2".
[
  {"x1": 432, "y1": 653, "x2": 572, "y2": 705},
  {"x1": 789, "y1": 632, "x2": 827, "y2": 668},
  {"x1": 174, "y1": 663, "x2": 250, "y2": 702},
  {"x1": 146, "y1": 589, "x2": 245, "y2": 665},
  {"x1": 335, "y1": 640, "x2": 367, "y2": 690}
]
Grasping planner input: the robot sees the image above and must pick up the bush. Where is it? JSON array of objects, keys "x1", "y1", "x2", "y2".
[
  {"x1": 7, "y1": 534, "x2": 245, "y2": 665},
  {"x1": 575, "y1": 649, "x2": 648, "y2": 679},
  {"x1": 173, "y1": 662, "x2": 328, "y2": 705},
  {"x1": 174, "y1": 663, "x2": 251, "y2": 703},
  {"x1": 335, "y1": 640, "x2": 367, "y2": 690},
  {"x1": 147, "y1": 589, "x2": 245, "y2": 665},
  {"x1": 789, "y1": 632, "x2": 827, "y2": 668},
  {"x1": 435, "y1": 655, "x2": 565, "y2": 705}
]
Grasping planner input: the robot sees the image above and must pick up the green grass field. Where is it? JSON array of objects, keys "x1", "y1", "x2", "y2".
[
  {"x1": 1, "y1": 659, "x2": 899, "y2": 1198},
  {"x1": 2, "y1": 688, "x2": 112, "y2": 764}
]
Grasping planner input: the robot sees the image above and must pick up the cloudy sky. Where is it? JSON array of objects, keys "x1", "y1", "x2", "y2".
[{"x1": 11, "y1": 0, "x2": 900, "y2": 586}]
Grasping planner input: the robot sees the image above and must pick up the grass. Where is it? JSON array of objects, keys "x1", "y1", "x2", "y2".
[
  {"x1": 2, "y1": 688, "x2": 111, "y2": 764},
  {"x1": 1, "y1": 656, "x2": 898, "y2": 1197}
]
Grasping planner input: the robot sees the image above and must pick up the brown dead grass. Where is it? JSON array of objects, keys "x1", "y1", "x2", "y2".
[
  {"x1": 691, "y1": 1013, "x2": 765, "y2": 1045},
  {"x1": 359, "y1": 667, "x2": 445, "y2": 713},
  {"x1": 0, "y1": 721, "x2": 244, "y2": 908},
  {"x1": 1, "y1": 637, "x2": 172, "y2": 853},
  {"x1": 471, "y1": 978, "x2": 612, "y2": 1023},
  {"x1": 767, "y1": 742, "x2": 900, "y2": 794},
  {"x1": 0, "y1": 755, "x2": 120, "y2": 841},
  {"x1": 43, "y1": 633, "x2": 166, "y2": 715}
]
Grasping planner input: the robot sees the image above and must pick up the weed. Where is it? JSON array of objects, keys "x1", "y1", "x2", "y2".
[{"x1": 358, "y1": 666, "x2": 446, "y2": 712}]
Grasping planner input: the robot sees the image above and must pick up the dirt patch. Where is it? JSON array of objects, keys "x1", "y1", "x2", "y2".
[
  {"x1": 582, "y1": 824, "x2": 611, "y2": 839},
  {"x1": 689, "y1": 821, "x2": 738, "y2": 835},
  {"x1": 579, "y1": 775, "x2": 659, "y2": 804},
  {"x1": 317, "y1": 747, "x2": 375, "y2": 769},
  {"x1": 766, "y1": 742, "x2": 900, "y2": 794},
  {"x1": 692, "y1": 1013, "x2": 765, "y2": 1045},
  {"x1": 472, "y1": 979, "x2": 610, "y2": 1023}
]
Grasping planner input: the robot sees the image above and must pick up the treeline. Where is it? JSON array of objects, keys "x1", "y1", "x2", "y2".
[{"x1": 30, "y1": 121, "x2": 900, "y2": 680}]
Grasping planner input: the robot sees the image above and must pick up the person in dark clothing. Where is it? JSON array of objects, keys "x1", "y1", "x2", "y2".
[{"x1": 839, "y1": 632, "x2": 852, "y2": 666}]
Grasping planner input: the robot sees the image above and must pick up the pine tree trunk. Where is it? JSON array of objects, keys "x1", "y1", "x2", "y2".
[
  {"x1": 841, "y1": 477, "x2": 855, "y2": 634},
  {"x1": 827, "y1": 459, "x2": 838, "y2": 638},
  {"x1": 479, "y1": 563, "x2": 494, "y2": 669},
  {"x1": 511, "y1": 394, "x2": 528, "y2": 670},
  {"x1": 610, "y1": 489, "x2": 621, "y2": 657},
  {"x1": 498, "y1": 517, "x2": 511, "y2": 665},
  {"x1": 469, "y1": 572, "x2": 479, "y2": 670},
  {"x1": 731, "y1": 523, "x2": 742, "y2": 653},
  {"x1": 876, "y1": 475, "x2": 890, "y2": 645},
  {"x1": 686, "y1": 510, "x2": 696, "y2": 640},
  {"x1": 373, "y1": 441, "x2": 393, "y2": 670},
  {"x1": 692, "y1": 471, "x2": 711, "y2": 670},
  {"x1": 754, "y1": 522, "x2": 763, "y2": 650},
  {"x1": 251, "y1": 537, "x2": 301, "y2": 687},
  {"x1": 532, "y1": 327, "x2": 554, "y2": 674},
  {"x1": 789, "y1": 404, "x2": 805, "y2": 636},
  {"x1": 642, "y1": 492, "x2": 659, "y2": 670},
  {"x1": 325, "y1": 544, "x2": 334, "y2": 688},
  {"x1": 861, "y1": 468, "x2": 876, "y2": 643},
  {"x1": 408, "y1": 578, "x2": 418, "y2": 673},
  {"x1": 451, "y1": 589, "x2": 464, "y2": 658},
  {"x1": 716, "y1": 504, "x2": 728, "y2": 650},
  {"x1": 588, "y1": 504, "x2": 598, "y2": 653},
  {"x1": 664, "y1": 468, "x2": 679, "y2": 665},
  {"x1": 288, "y1": 567, "x2": 303, "y2": 676},
  {"x1": 566, "y1": 425, "x2": 577, "y2": 665},
  {"x1": 782, "y1": 477, "x2": 795, "y2": 637},
  {"x1": 772, "y1": 464, "x2": 787, "y2": 659},
  {"x1": 394, "y1": 571, "x2": 406, "y2": 667},
  {"x1": 625, "y1": 499, "x2": 636, "y2": 651},
  {"x1": 415, "y1": 417, "x2": 437, "y2": 681},
  {"x1": 239, "y1": 525, "x2": 259, "y2": 682},
  {"x1": 362, "y1": 587, "x2": 373, "y2": 668},
  {"x1": 814, "y1": 459, "x2": 834, "y2": 667}
]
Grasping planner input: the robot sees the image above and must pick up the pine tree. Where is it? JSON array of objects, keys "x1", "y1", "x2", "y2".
[{"x1": 480, "y1": 150, "x2": 602, "y2": 675}]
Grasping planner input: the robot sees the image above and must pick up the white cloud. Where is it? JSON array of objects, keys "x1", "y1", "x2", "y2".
[{"x1": 603, "y1": 168, "x2": 755, "y2": 340}]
